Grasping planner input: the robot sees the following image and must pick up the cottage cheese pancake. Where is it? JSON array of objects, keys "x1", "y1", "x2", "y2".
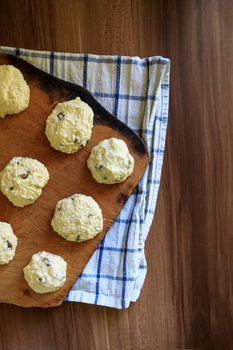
[
  {"x1": 0, "y1": 222, "x2": 17, "y2": 265},
  {"x1": 0, "y1": 65, "x2": 30, "y2": 118},
  {"x1": 0, "y1": 157, "x2": 49, "y2": 207},
  {"x1": 51, "y1": 194, "x2": 103, "y2": 242},
  {"x1": 23, "y1": 251, "x2": 67, "y2": 293},
  {"x1": 87, "y1": 138, "x2": 134, "y2": 184},
  {"x1": 45, "y1": 97, "x2": 94, "y2": 154}
]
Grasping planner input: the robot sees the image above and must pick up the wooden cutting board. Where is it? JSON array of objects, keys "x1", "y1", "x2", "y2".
[{"x1": 0, "y1": 54, "x2": 149, "y2": 308}]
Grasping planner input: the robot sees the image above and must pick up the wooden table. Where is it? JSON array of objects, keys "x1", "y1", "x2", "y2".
[{"x1": 0, "y1": 1, "x2": 232, "y2": 349}]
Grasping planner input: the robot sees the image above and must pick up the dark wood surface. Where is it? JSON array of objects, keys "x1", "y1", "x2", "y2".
[{"x1": 0, "y1": 0, "x2": 232, "y2": 348}]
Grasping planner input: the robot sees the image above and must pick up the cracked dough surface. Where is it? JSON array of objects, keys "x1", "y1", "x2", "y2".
[
  {"x1": 0, "y1": 222, "x2": 17, "y2": 265},
  {"x1": 23, "y1": 251, "x2": 67, "y2": 293},
  {"x1": 87, "y1": 138, "x2": 134, "y2": 184},
  {"x1": 0, "y1": 65, "x2": 30, "y2": 118},
  {"x1": 51, "y1": 193, "x2": 103, "y2": 242},
  {"x1": 0, "y1": 157, "x2": 49, "y2": 207},
  {"x1": 45, "y1": 97, "x2": 94, "y2": 154}
]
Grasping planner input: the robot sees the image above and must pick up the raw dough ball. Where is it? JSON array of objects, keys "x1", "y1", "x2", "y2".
[
  {"x1": 0, "y1": 65, "x2": 30, "y2": 118},
  {"x1": 45, "y1": 97, "x2": 94, "y2": 154},
  {"x1": 0, "y1": 222, "x2": 17, "y2": 265},
  {"x1": 51, "y1": 193, "x2": 103, "y2": 242},
  {"x1": 87, "y1": 138, "x2": 134, "y2": 184},
  {"x1": 0, "y1": 157, "x2": 49, "y2": 207},
  {"x1": 23, "y1": 251, "x2": 67, "y2": 293}
]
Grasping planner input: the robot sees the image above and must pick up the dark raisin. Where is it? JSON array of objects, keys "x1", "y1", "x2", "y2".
[
  {"x1": 95, "y1": 165, "x2": 103, "y2": 170},
  {"x1": 76, "y1": 235, "x2": 81, "y2": 241},
  {"x1": 6, "y1": 240, "x2": 12, "y2": 249},
  {"x1": 38, "y1": 276, "x2": 47, "y2": 283},
  {"x1": 20, "y1": 170, "x2": 30, "y2": 179},
  {"x1": 9, "y1": 187, "x2": 14, "y2": 191},
  {"x1": 74, "y1": 138, "x2": 79, "y2": 143},
  {"x1": 57, "y1": 112, "x2": 65, "y2": 121},
  {"x1": 88, "y1": 213, "x2": 93, "y2": 218},
  {"x1": 42, "y1": 257, "x2": 51, "y2": 267},
  {"x1": 103, "y1": 176, "x2": 108, "y2": 180},
  {"x1": 127, "y1": 159, "x2": 132, "y2": 169}
]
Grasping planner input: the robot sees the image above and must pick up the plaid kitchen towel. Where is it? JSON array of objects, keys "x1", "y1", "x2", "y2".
[{"x1": 0, "y1": 46, "x2": 170, "y2": 309}]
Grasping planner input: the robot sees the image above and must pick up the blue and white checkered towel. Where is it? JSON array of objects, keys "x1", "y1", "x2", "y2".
[{"x1": 0, "y1": 46, "x2": 170, "y2": 309}]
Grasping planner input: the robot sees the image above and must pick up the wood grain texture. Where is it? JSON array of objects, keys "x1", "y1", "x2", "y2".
[{"x1": 0, "y1": 0, "x2": 232, "y2": 348}]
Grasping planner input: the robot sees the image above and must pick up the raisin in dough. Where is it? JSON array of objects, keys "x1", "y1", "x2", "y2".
[
  {"x1": 45, "y1": 97, "x2": 94, "y2": 154},
  {"x1": 23, "y1": 251, "x2": 67, "y2": 293},
  {"x1": 87, "y1": 138, "x2": 134, "y2": 184},
  {"x1": 0, "y1": 222, "x2": 17, "y2": 265},
  {"x1": 0, "y1": 65, "x2": 30, "y2": 118},
  {"x1": 51, "y1": 194, "x2": 103, "y2": 242},
  {"x1": 0, "y1": 157, "x2": 49, "y2": 207}
]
